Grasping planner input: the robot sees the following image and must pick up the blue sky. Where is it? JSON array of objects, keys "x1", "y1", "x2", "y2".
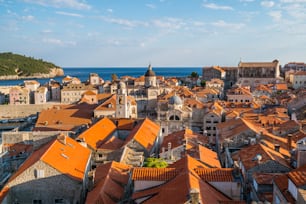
[{"x1": 0, "y1": 0, "x2": 306, "y2": 67}]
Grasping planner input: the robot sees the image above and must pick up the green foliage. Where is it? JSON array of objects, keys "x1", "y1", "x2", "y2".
[
  {"x1": 0, "y1": 52, "x2": 60, "y2": 76},
  {"x1": 143, "y1": 157, "x2": 168, "y2": 168},
  {"x1": 190, "y1": 71, "x2": 199, "y2": 78},
  {"x1": 200, "y1": 80, "x2": 206, "y2": 87}
]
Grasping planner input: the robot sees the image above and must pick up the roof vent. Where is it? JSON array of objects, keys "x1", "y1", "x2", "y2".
[{"x1": 61, "y1": 153, "x2": 69, "y2": 159}]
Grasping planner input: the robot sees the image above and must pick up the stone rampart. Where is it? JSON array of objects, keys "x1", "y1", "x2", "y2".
[{"x1": 0, "y1": 103, "x2": 60, "y2": 118}]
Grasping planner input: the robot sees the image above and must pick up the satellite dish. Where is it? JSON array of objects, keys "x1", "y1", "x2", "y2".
[{"x1": 256, "y1": 154, "x2": 262, "y2": 161}]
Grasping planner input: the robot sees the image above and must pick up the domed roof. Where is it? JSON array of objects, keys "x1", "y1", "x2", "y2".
[
  {"x1": 169, "y1": 95, "x2": 183, "y2": 105},
  {"x1": 145, "y1": 64, "x2": 156, "y2": 77}
]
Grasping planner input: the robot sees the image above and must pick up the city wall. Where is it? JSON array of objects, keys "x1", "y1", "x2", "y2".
[{"x1": 0, "y1": 103, "x2": 60, "y2": 118}]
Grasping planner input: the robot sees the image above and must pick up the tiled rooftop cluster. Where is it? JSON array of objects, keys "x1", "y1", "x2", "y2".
[{"x1": 0, "y1": 61, "x2": 306, "y2": 203}]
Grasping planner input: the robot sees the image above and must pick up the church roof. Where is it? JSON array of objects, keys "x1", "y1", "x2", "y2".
[{"x1": 145, "y1": 64, "x2": 156, "y2": 77}]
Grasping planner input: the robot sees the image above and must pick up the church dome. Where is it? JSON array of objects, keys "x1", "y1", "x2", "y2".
[
  {"x1": 145, "y1": 64, "x2": 156, "y2": 77},
  {"x1": 169, "y1": 95, "x2": 183, "y2": 105}
]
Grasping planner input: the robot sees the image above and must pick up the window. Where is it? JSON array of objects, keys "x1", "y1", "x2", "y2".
[
  {"x1": 32, "y1": 200, "x2": 42, "y2": 204},
  {"x1": 55, "y1": 199, "x2": 65, "y2": 204},
  {"x1": 34, "y1": 169, "x2": 44, "y2": 178}
]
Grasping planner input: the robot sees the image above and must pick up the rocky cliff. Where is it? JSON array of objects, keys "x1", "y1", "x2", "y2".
[{"x1": 0, "y1": 67, "x2": 64, "y2": 80}]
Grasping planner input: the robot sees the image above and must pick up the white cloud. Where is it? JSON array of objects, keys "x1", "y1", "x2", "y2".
[
  {"x1": 107, "y1": 8, "x2": 113, "y2": 13},
  {"x1": 43, "y1": 38, "x2": 76, "y2": 46},
  {"x1": 261, "y1": 1, "x2": 275, "y2": 8},
  {"x1": 55, "y1": 11, "x2": 83, "y2": 17},
  {"x1": 152, "y1": 18, "x2": 185, "y2": 30},
  {"x1": 203, "y1": 3, "x2": 233, "y2": 10},
  {"x1": 22, "y1": 15, "x2": 34, "y2": 21},
  {"x1": 269, "y1": 10, "x2": 282, "y2": 21},
  {"x1": 103, "y1": 17, "x2": 148, "y2": 28},
  {"x1": 280, "y1": 0, "x2": 306, "y2": 3},
  {"x1": 146, "y1": 4, "x2": 156, "y2": 9},
  {"x1": 23, "y1": 0, "x2": 91, "y2": 10},
  {"x1": 211, "y1": 20, "x2": 244, "y2": 29}
]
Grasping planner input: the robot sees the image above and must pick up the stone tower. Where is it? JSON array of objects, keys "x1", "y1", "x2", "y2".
[
  {"x1": 115, "y1": 81, "x2": 129, "y2": 118},
  {"x1": 145, "y1": 64, "x2": 157, "y2": 87}
]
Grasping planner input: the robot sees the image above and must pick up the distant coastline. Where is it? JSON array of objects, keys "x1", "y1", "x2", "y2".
[{"x1": 0, "y1": 67, "x2": 202, "y2": 86}]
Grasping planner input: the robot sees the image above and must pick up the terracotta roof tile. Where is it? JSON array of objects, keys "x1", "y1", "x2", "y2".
[
  {"x1": 34, "y1": 103, "x2": 96, "y2": 131},
  {"x1": 0, "y1": 187, "x2": 9, "y2": 203},
  {"x1": 77, "y1": 117, "x2": 116, "y2": 150},
  {"x1": 41, "y1": 135, "x2": 91, "y2": 181},
  {"x1": 288, "y1": 164, "x2": 306, "y2": 187},
  {"x1": 132, "y1": 168, "x2": 179, "y2": 181},
  {"x1": 7, "y1": 135, "x2": 91, "y2": 183},
  {"x1": 86, "y1": 161, "x2": 131, "y2": 204},
  {"x1": 235, "y1": 143, "x2": 291, "y2": 171},
  {"x1": 195, "y1": 168, "x2": 234, "y2": 182},
  {"x1": 198, "y1": 145, "x2": 221, "y2": 168},
  {"x1": 125, "y1": 118, "x2": 160, "y2": 151},
  {"x1": 132, "y1": 156, "x2": 238, "y2": 204}
]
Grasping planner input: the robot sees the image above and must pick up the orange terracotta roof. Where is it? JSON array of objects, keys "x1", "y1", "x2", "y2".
[
  {"x1": 94, "y1": 95, "x2": 116, "y2": 111},
  {"x1": 275, "y1": 83, "x2": 288, "y2": 90},
  {"x1": 195, "y1": 168, "x2": 234, "y2": 182},
  {"x1": 77, "y1": 117, "x2": 116, "y2": 150},
  {"x1": 41, "y1": 135, "x2": 91, "y2": 181},
  {"x1": 111, "y1": 118, "x2": 138, "y2": 130},
  {"x1": 98, "y1": 136, "x2": 124, "y2": 150},
  {"x1": 235, "y1": 143, "x2": 291, "y2": 171},
  {"x1": 34, "y1": 103, "x2": 96, "y2": 131},
  {"x1": 132, "y1": 168, "x2": 179, "y2": 181},
  {"x1": 239, "y1": 61, "x2": 278, "y2": 68},
  {"x1": 86, "y1": 161, "x2": 131, "y2": 204},
  {"x1": 133, "y1": 156, "x2": 237, "y2": 204},
  {"x1": 125, "y1": 118, "x2": 160, "y2": 151},
  {"x1": 198, "y1": 145, "x2": 221, "y2": 168},
  {"x1": 288, "y1": 164, "x2": 306, "y2": 187},
  {"x1": 83, "y1": 90, "x2": 97, "y2": 96},
  {"x1": 7, "y1": 135, "x2": 90, "y2": 184}
]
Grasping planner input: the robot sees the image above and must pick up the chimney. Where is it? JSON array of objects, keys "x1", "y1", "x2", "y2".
[
  {"x1": 189, "y1": 188, "x2": 200, "y2": 204},
  {"x1": 57, "y1": 134, "x2": 66, "y2": 145},
  {"x1": 274, "y1": 144, "x2": 280, "y2": 152},
  {"x1": 288, "y1": 134, "x2": 292, "y2": 151},
  {"x1": 168, "y1": 142, "x2": 172, "y2": 160}
]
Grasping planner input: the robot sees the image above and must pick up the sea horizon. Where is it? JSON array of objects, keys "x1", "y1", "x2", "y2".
[{"x1": 0, "y1": 67, "x2": 203, "y2": 86}]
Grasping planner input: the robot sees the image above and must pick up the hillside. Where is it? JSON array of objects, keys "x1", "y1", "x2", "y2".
[{"x1": 0, "y1": 52, "x2": 64, "y2": 79}]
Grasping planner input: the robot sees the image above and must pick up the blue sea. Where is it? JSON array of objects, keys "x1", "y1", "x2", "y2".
[{"x1": 0, "y1": 67, "x2": 202, "y2": 86}]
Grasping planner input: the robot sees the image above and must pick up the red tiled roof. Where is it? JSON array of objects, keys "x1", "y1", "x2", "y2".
[
  {"x1": 0, "y1": 187, "x2": 9, "y2": 203},
  {"x1": 7, "y1": 135, "x2": 91, "y2": 183},
  {"x1": 77, "y1": 117, "x2": 116, "y2": 150},
  {"x1": 34, "y1": 103, "x2": 97, "y2": 131},
  {"x1": 195, "y1": 168, "x2": 234, "y2": 182},
  {"x1": 132, "y1": 168, "x2": 179, "y2": 181},
  {"x1": 288, "y1": 164, "x2": 306, "y2": 187},
  {"x1": 41, "y1": 135, "x2": 91, "y2": 181},
  {"x1": 235, "y1": 143, "x2": 291, "y2": 171},
  {"x1": 86, "y1": 161, "x2": 131, "y2": 204},
  {"x1": 133, "y1": 156, "x2": 238, "y2": 204},
  {"x1": 125, "y1": 118, "x2": 160, "y2": 151}
]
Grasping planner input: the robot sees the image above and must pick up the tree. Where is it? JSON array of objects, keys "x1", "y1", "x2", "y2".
[
  {"x1": 190, "y1": 71, "x2": 199, "y2": 78},
  {"x1": 200, "y1": 80, "x2": 206, "y2": 87},
  {"x1": 143, "y1": 157, "x2": 168, "y2": 168}
]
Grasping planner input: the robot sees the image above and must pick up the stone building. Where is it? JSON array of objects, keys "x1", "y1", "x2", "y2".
[
  {"x1": 0, "y1": 135, "x2": 91, "y2": 204},
  {"x1": 34, "y1": 86, "x2": 49, "y2": 104},
  {"x1": 9, "y1": 86, "x2": 30, "y2": 105},
  {"x1": 291, "y1": 71, "x2": 306, "y2": 89},
  {"x1": 156, "y1": 94, "x2": 192, "y2": 136},
  {"x1": 202, "y1": 66, "x2": 237, "y2": 90},
  {"x1": 61, "y1": 83, "x2": 97, "y2": 104},
  {"x1": 237, "y1": 60, "x2": 280, "y2": 88}
]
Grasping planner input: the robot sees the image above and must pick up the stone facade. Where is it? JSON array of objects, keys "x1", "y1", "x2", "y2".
[{"x1": 5, "y1": 160, "x2": 85, "y2": 204}]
